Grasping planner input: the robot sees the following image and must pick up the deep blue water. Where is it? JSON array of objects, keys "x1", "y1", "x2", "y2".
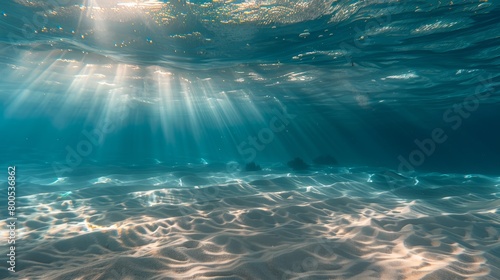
[{"x1": 1, "y1": 1, "x2": 500, "y2": 279}]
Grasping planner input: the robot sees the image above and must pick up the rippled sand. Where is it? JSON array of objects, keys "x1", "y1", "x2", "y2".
[{"x1": 1, "y1": 164, "x2": 499, "y2": 279}]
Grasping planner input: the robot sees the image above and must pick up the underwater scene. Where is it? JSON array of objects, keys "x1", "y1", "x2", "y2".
[{"x1": 1, "y1": 0, "x2": 500, "y2": 279}]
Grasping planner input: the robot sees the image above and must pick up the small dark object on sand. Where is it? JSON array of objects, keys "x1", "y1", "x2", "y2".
[
  {"x1": 313, "y1": 155, "x2": 338, "y2": 165},
  {"x1": 288, "y1": 157, "x2": 309, "y2": 170},
  {"x1": 245, "y1": 162, "x2": 262, "y2": 171}
]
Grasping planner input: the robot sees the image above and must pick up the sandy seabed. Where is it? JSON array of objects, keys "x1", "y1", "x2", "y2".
[{"x1": 1, "y1": 165, "x2": 500, "y2": 280}]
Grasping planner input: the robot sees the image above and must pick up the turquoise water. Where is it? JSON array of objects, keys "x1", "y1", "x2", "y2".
[{"x1": 1, "y1": 0, "x2": 500, "y2": 279}]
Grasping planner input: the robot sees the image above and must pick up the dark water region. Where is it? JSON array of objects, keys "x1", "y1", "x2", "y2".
[{"x1": 1, "y1": 100, "x2": 499, "y2": 175}]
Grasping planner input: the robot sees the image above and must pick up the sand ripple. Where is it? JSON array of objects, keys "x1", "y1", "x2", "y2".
[{"x1": 1, "y1": 166, "x2": 499, "y2": 279}]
